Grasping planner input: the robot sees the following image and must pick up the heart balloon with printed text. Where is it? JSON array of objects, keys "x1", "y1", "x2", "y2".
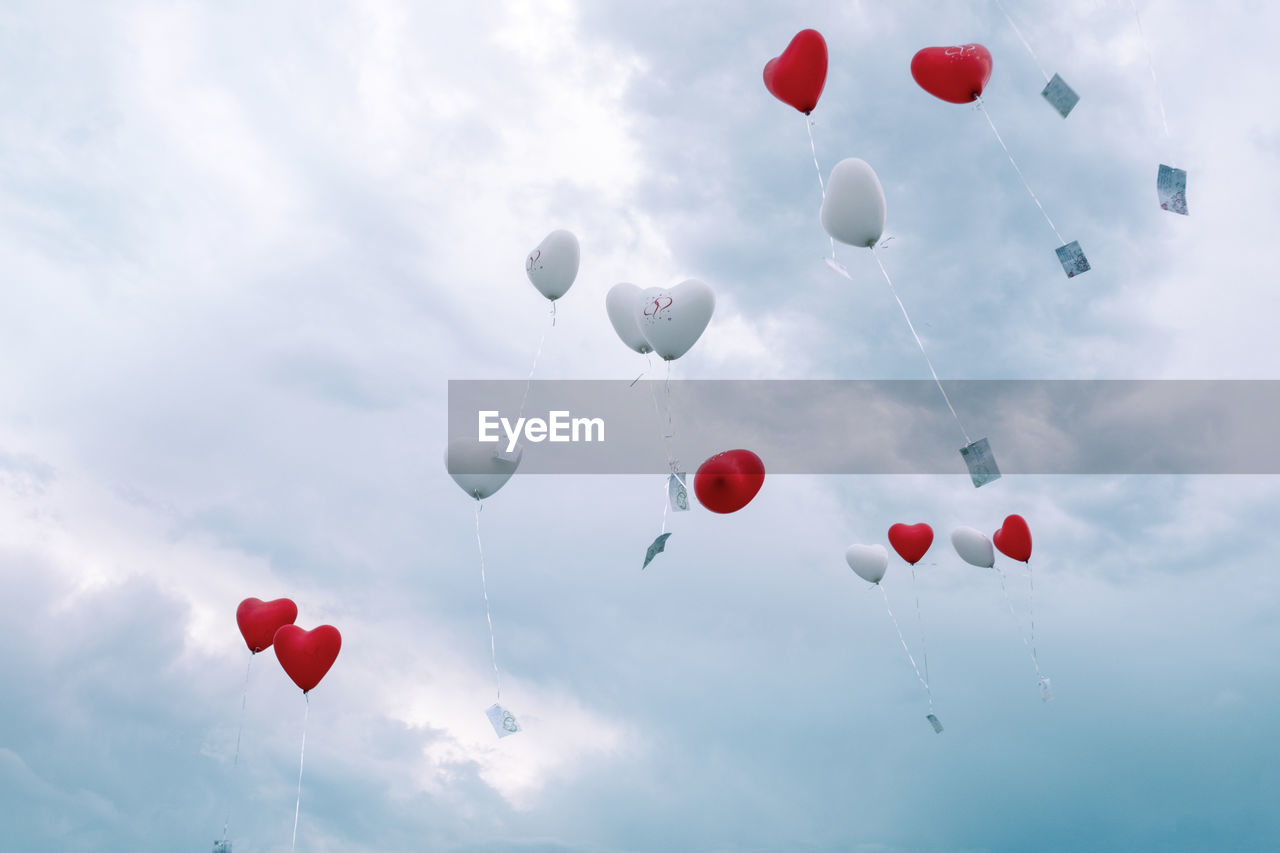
[{"x1": 911, "y1": 44, "x2": 993, "y2": 103}]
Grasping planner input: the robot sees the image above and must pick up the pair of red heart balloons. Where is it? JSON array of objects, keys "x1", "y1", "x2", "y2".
[
  {"x1": 694, "y1": 449, "x2": 765, "y2": 514},
  {"x1": 236, "y1": 597, "x2": 342, "y2": 693},
  {"x1": 763, "y1": 33, "x2": 993, "y2": 113}
]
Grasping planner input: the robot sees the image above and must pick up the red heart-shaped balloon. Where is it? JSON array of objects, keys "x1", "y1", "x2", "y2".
[
  {"x1": 694, "y1": 449, "x2": 766, "y2": 514},
  {"x1": 763, "y1": 29, "x2": 828, "y2": 114},
  {"x1": 888, "y1": 523, "x2": 934, "y2": 565},
  {"x1": 236, "y1": 597, "x2": 298, "y2": 654},
  {"x1": 993, "y1": 514, "x2": 1032, "y2": 562},
  {"x1": 910, "y1": 44, "x2": 993, "y2": 104},
  {"x1": 273, "y1": 624, "x2": 342, "y2": 693}
]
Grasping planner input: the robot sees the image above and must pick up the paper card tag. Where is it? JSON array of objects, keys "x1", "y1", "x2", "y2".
[
  {"x1": 1157, "y1": 164, "x2": 1188, "y2": 215},
  {"x1": 668, "y1": 473, "x2": 689, "y2": 512},
  {"x1": 960, "y1": 437, "x2": 1001, "y2": 488},
  {"x1": 1039, "y1": 677, "x2": 1054, "y2": 702},
  {"x1": 485, "y1": 703, "x2": 521, "y2": 738},
  {"x1": 1041, "y1": 73, "x2": 1080, "y2": 118},
  {"x1": 824, "y1": 257, "x2": 852, "y2": 279},
  {"x1": 643, "y1": 532, "x2": 672, "y2": 569},
  {"x1": 212, "y1": 842, "x2": 232, "y2": 853},
  {"x1": 1055, "y1": 240, "x2": 1091, "y2": 278},
  {"x1": 926, "y1": 714, "x2": 944, "y2": 733}
]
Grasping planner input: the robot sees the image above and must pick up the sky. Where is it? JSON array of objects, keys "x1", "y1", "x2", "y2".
[{"x1": 2, "y1": 1, "x2": 1279, "y2": 851}]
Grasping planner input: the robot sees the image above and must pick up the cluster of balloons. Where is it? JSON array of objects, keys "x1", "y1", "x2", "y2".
[
  {"x1": 846, "y1": 515, "x2": 1032, "y2": 584},
  {"x1": 236, "y1": 597, "x2": 342, "y2": 693}
]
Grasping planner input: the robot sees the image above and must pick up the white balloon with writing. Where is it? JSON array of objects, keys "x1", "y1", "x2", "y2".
[
  {"x1": 605, "y1": 282, "x2": 653, "y2": 354},
  {"x1": 637, "y1": 279, "x2": 716, "y2": 361},
  {"x1": 820, "y1": 158, "x2": 886, "y2": 248},
  {"x1": 526, "y1": 229, "x2": 580, "y2": 301}
]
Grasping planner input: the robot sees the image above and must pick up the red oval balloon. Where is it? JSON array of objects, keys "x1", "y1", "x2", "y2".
[
  {"x1": 910, "y1": 44, "x2": 993, "y2": 104},
  {"x1": 993, "y1": 514, "x2": 1032, "y2": 562},
  {"x1": 888, "y1": 523, "x2": 934, "y2": 565},
  {"x1": 694, "y1": 449, "x2": 765, "y2": 514},
  {"x1": 763, "y1": 29, "x2": 828, "y2": 114},
  {"x1": 273, "y1": 624, "x2": 342, "y2": 693},
  {"x1": 236, "y1": 597, "x2": 298, "y2": 654}
]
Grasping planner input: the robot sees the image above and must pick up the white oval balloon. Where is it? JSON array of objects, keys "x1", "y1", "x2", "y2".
[
  {"x1": 845, "y1": 543, "x2": 889, "y2": 584},
  {"x1": 605, "y1": 282, "x2": 652, "y2": 354},
  {"x1": 637, "y1": 279, "x2": 715, "y2": 361},
  {"x1": 525, "y1": 229, "x2": 580, "y2": 301},
  {"x1": 820, "y1": 158, "x2": 886, "y2": 248},
  {"x1": 444, "y1": 438, "x2": 522, "y2": 500},
  {"x1": 950, "y1": 526, "x2": 995, "y2": 568}
]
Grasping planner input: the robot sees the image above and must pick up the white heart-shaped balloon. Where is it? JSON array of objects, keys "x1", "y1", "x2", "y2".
[
  {"x1": 444, "y1": 438, "x2": 522, "y2": 500},
  {"x1": 525, "y1": 229, "x2": 580, "y2": 301},
  {"x1": 845, "y1": 543, "x2": 889, "y2": 584},
  {"x1": 820, "y1": 158, "x2": 886, "y2": 248},
  {"x1": 950, "y1": 526, "x2": 995, "y2": 568},
  {"x1": 605, "y1": 282, "x2": 652, "y2": 354},
  {"x1": 637, "y1": 279, "x2": 715, "y2": 361}
]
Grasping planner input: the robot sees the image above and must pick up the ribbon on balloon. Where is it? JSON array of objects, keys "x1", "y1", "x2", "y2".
[
  {"x1": 606, "y1": 279, "x2": 717, "y2": 565},
  {"x1": 762, "y1": 29, "x2": 838, "y2": 262},
  {"x1": 910, "y1": 43, "x2": 1090, "y2": 277},
  {"x1": 818, "y1": 157, "x2": 998, "y2": 486},
  {"x1": 846, "y1": 536, "x2": 943, "y2": 733},
  {"x1": 445, "y1": 439, "x2": 523, "y2": 735}
]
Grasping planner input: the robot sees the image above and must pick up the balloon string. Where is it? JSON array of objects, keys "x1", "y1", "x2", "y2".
[
  {"x1": 909, "y1": 565, "x2": 932, "y2": 695},
  {"x1": 871, "y1": 247, "x2": 972, "y2": 446},
  {"x1": 804, "y1": 116, "x2": 838, "y2": 261},
  {"x1": 992, "y1": 0, "x2": 1049, "y2": 82},
  {"x1": 880, "y1": 584, "x2": 933, "y2": 712},
  {"x1": 1129, "y1": 0, "x2": 1171, "y2": 138},
  {"x1": 660, "y1": 476, "x2": 670, "y2": 535},
  {"x1": 516, "y1": 318, "x2": 551, "y2": 424},
  {"x1": 290, "y1": 694, "x2": 309, "y2": 853},
  {"x1": 1026, "y1": 559, "x2": 1042, "y2": 678},
  {"x1": 974, "y1": 97, "x2": 1066, "y2": 245},
  {"x1": 996, "y1": 565, "x2": 1043, "y2": 681},
  {"x1": 475, "y1": 501, "x2": 503, "y2": 701},
  {"x1": 220, "y1": 654, "x2": 254, "y2": 842}
]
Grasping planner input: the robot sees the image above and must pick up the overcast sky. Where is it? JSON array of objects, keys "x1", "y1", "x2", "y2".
[{"x1": 2, "y1": 1, "x2": 1279, "y2": 851}]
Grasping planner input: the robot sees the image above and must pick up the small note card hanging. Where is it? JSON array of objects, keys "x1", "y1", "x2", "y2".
[
  {"x1": 485, "y1": 703, "x2": 521, "y2": 738},
  {"x1": 1041, "y1": 73, "x2": 1080, "y2": 118},
  {"x1": 1038, "y1": 677, "x2": 1054, "y2": 703},
  {"x1": 926, "y1": 714, "x2": 944, "y2": 734},
  {"x1": 668, "y1": 472, "x2": 690, "y2": 512},
  {"x1": 960, "y1": 437, "x2": 1001, "y2": 488},
  {"x1": 643, "y1": 532, "x2": 672, "y2": 569},
  {"x1": 1157, "y1": 164, "x2": 1188, "y2": 215},
  {"x1": 212, "y1": 842, "x2": 232, "y2": 853},
  {"x1": 1055, "y1": 241, "x2": 1091, "y2": 278}
]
